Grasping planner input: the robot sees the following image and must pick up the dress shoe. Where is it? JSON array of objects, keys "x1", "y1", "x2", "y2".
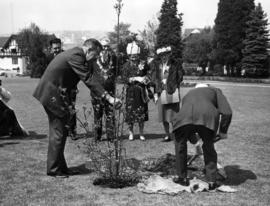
[
  {"x1": 139, "y1": 135, "x2": 146, "y2": 141},
  {"x1": 213, "y1": 133, "x2": 227, "y2": 143},
  {"x1": 162, "y1": 136, "x2": 171, "y2": 142},
  {"x1": 173, "y1": 177, "x2": 190, "y2": 186},
  {"x1": 129, "y1": 133, "x2": 134, "y2": 141},
  {"x1": 47, "y1": 172, "x2": 69, "y2": 178}
]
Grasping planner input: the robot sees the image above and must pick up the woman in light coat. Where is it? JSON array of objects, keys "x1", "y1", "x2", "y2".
[{"x1": 150, "y1": 46, "x2": 184, "y2": 142}]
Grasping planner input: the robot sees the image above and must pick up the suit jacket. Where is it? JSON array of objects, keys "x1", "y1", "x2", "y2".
[
  {"x1": 46, "y1": 49, "x2": 64, "y2": 66},
  {"x1": 33, "y1": 47, "x2": 105, "y2": 118},
  {"x1": 95, "y1": 50, "x2": 117, "y2": 93},
  {"x1": 172, "y1": 87, "x2": 232, "y2": 134}
]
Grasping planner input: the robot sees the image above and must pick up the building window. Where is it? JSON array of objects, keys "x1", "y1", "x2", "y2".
[{"x1": 12, "y1": 57, "x2": 18, "y2": 64}]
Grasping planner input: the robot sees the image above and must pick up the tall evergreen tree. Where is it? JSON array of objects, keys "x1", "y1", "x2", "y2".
[
  {"x1": 213, "y1": 0, "x2": 255, "y2": 76},
  {"x1": 241, "y1": 3, "x2": 269, "y2": 77},
  {"x1": 212, "y1": 0, "x2": 235, "y2": 69},
  {"x1": 156, "y1": 0, "x2": 183, "y2": 62},
  {"x1": 231, "y1": 0, "x2": 255, "y2": 76}
]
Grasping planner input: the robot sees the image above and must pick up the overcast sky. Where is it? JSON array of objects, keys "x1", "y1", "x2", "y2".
[{"x1": 0, "y1": 0, "x2": 269, "y2": 35}]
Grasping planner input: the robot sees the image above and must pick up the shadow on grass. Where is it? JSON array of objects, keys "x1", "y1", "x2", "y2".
[
  {"x1": 0, "y1": 142, "x2": 19, "y2": 147},
  {"x1": 145, "y1": 133, "x2": 168, "y2": 140},
  {"x1": 224, "y1": 165, "x2": 257, "y2": 186},
  {"x1": 0, "y1": 131, "x2": 47, "y2": 140},
  {"x1": 69, "y1": 163, "x2": 93, "y2": 176}
]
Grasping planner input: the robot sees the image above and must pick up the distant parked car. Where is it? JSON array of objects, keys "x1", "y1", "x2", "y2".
[{"x1": 0, "y1": 69, "x2": 7, "y2": 77}]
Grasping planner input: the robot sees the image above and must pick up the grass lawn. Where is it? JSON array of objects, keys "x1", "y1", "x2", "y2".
[{"x1": 0, "y1": 77, "x2": 270, "y2": 206}]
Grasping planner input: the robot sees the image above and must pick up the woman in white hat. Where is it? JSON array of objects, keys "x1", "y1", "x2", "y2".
[{"x1": 150, "y1": 46, "x2": 184, "y2": 142}]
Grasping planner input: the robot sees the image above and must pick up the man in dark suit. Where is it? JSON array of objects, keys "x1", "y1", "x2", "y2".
[
  {"x1": 46, "y1": 38, "x2": 63, "y2": 65},
  {"x1": 33, "y1": 38, "x2": 121, "y2": 178},
  {"x1": 46, "y1": 38, "x2": 77, "y2": 140},
  {"x1": 172, "y1": 83, "x2": 232, "y2": 189}
]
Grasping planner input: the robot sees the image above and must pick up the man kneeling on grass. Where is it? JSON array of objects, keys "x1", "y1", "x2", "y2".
[{"x1": 171, "y1": 83, "x2": 232, "y2": 190}]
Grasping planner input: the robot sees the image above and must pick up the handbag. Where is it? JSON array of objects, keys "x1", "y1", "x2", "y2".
[{"x1": 160, "y1": 88, "x2": 180, "y2": 104}]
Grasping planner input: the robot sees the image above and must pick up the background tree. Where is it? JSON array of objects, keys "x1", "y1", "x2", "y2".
[
  {"x1": 107, "y1": 22, "x2": 131, "y2": 54},
  {"x1": 17, "y1": 23, "x2": 54, "y2": 78},
  {"x1": 241, "y1": 3, "x2": 269, "y2": 77},
  {"x1": 156, "y1": 0, "x2": 183, "y2": 62},
  {"x1": 138, "y1": 17, "x2": 159, "y2": 57},
  {"x1": 183, "y1": 27, "x2": 214, "y2": 75},
  {"x1": 213, "y1": 0, "x2": 255, "y2": 76}
]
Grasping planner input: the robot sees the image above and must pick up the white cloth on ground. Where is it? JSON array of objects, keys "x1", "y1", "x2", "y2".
[{"x1": 137, "y1": 174, "x2": 237, "y2": 195}]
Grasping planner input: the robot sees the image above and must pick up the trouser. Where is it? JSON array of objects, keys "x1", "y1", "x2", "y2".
[
  {"x1": 68, "y1": 112, "x2": 77, "y2": 137},
  {"x1": 174, "y1": 124, "x2": 217, "y2": 182},
  {"x1": 44, "y1": 107, "x2": 69, "y2": 174},
  {"x1": 91, "y1": 97, "x2": 114, "y2": 140},
  {"x1": 69, "y1": 94, "x2": 77, "y2": 136}
]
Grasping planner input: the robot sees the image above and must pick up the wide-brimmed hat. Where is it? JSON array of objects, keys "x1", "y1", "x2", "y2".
[
  {"x1": 156, "y1": 46, "x2": 172, "y2": 55},
  {"x1": 195, "y1": 83, "x2": 209, "y2": 88},
  {"x1": 100, "y1": 38, "x2": 110, "y2": 46},
  {"x1": 126, "y1": 41, "x2": 140, "y2": 55}
]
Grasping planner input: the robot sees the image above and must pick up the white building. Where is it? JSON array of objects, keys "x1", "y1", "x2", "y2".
[{"x1": 0, "y1": 35, "x2": 27, "y2": 76}]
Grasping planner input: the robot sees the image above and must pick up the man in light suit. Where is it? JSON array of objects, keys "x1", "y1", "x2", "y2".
[
  {"x1": 172, "y1": 83, "x2": 232, "y2": 189},
  {"x1": 33, "y1": 38, "x2": 121, "y2": 178}
]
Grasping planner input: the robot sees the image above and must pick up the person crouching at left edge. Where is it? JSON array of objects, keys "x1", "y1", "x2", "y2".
[
  {"x1": 33, "y1": 38, "x2": 122, "y2": 178},
  {"x1": 0, "y1": 80, "x2": 29, "y2": 138}
]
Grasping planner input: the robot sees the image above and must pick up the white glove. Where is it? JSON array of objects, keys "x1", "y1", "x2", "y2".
[
  {"x1": 137, "y1": 76, "x2": 145, "y2": 83},
  {"x1": 162, "y1": 79, "x2": 167, "y2": 85}
]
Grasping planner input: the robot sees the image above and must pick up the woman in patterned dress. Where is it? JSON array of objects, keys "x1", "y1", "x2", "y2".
[{"x1": 121, "y1": 54, "x2": 151, "y2": 141}]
